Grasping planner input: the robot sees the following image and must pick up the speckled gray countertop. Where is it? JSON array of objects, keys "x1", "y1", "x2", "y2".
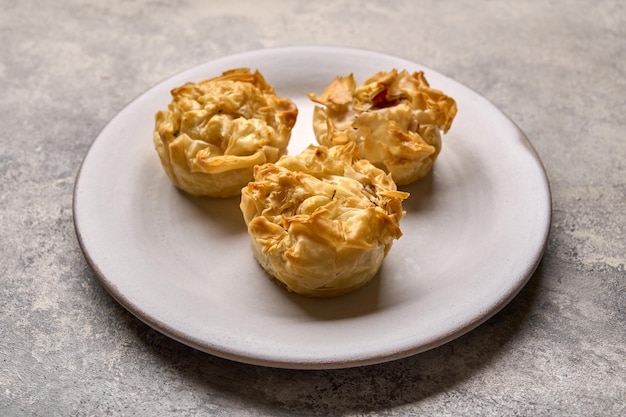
[{"x1": 1, "y1": 0, "x2": 624, "y2": 416}]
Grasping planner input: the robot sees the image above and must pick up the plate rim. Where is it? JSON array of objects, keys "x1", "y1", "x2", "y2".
[{"x1": 73, "y1": 45, "x2": 552, "y2": 369}]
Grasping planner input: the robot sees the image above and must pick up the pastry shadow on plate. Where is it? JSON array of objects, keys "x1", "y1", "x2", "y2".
[
  {"x1": 269, "y1": 255, "x2": 420, "y2": 322},
  {"x1": 178, "y1": 190, "x2": 248, "y2": 235},
  {"x1": 249, "y1": 243, "x2": 420, "y2": 322},
  {"x1": 274, "y1": 269, "x2": 384, "y2": 321},
  {"x1": 398, "y1": 138, "x2": 478, "y2": 215},
  {"x1": 398, "y1": 170, "x2": 436, "y2": 214}
]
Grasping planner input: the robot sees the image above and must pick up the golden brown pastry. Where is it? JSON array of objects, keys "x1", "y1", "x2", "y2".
[
  {"x1": 308, "y1": 69, "x2": 457, "y2": 185},
  {"x1": 153, "y1": 68, "x2": 298, "y2": 197},
  {"x1": 240, "y1": 143, "x2": 409, "y2": 297}
]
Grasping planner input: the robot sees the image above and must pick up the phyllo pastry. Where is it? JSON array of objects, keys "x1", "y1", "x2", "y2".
[
  {"x1": 240, "y1": 143, "x2": 409, "y2": 297},
  {"x1": 153, "y1": 68, "x2": 298, "y2": 197},
  {"x1": 308, "y1": 69, "x2": 457, "y2": 185}
]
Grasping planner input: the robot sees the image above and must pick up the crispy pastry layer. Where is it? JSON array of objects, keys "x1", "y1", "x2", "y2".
[
  {"x1": 240, "y1": 143, "x2": 409, "y2": 297},
  {"x1": 308, "y1": 69, "x2": 457, "y2": 185},
  {"x1": 154, "y1": 68, "x2": 298, "y2": 197}
]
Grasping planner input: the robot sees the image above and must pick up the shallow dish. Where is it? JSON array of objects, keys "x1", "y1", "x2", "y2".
[{"x1": 73, "y1": 46, "x2": 551, "y2": 369}]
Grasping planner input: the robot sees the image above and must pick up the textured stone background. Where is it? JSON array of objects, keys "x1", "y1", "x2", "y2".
[{"x1": 1, "y1": 0, "x2": 624, "y2": 415}]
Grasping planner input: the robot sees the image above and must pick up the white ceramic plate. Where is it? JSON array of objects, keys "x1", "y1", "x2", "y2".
[{"x1": 73, "y1": 46, "x2": 551, "y2": 369}]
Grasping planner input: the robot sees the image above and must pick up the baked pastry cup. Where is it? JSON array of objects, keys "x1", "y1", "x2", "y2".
[
  {"x1": 153, "y1": 68, "x2": 298, "y2": 197},
  {"x1": 240, "y1": 143, "x2": 409, "y2": 298},
  {"x1": 308, "y1": 69, "x2": 457, "y2": 185}
]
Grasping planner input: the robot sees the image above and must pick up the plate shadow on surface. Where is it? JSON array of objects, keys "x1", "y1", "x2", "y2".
[
  {"x1": 75, "y1": 45, "x2": 553, "y2": 413},
  {"x1": 115, "y1": 256, "x2": 544, "y2": 414},
  {"x1": 98, "y1": 161, "x2": 547, "y2": 413}
]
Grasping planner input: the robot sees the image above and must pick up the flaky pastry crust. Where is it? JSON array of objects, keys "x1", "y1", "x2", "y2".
[
  {"x1": 240, "y1": 143, "x2": 409, "y2": 298},
  {"x1": 308, "y1": 69, "x2": 457, "y2": 185},
  {"x1": 153, "y1": 68, "x2": 298, "y2": 197}
]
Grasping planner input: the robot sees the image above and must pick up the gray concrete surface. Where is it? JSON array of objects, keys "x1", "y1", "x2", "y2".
[{"x1": 1, "y1": 0, "x2": 624, "y2": 415}]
